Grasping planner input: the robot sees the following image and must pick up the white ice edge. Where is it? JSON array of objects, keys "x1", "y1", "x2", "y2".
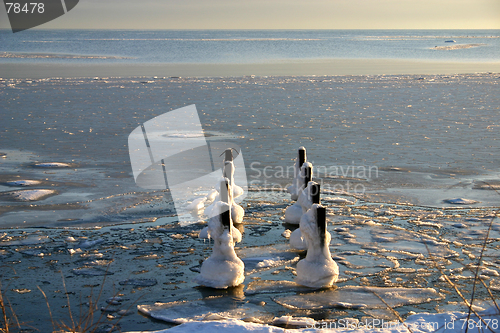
[{"x1": 125, "y1": 306, "x2": 500, "y2": 332}]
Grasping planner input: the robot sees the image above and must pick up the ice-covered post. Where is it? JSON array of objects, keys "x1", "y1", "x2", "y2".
[
  {"x1": 194, "y1": 201, "x2": 244, "y2": 289},
  {"x1": 295, "y1": 204, "x2": 339, "y2": 288},
  {"x1": 287, "y1": 147, "x2": 307, "y2": 200},
  {"x1": 288, "y1": 181, "x2": 321, "y2": 248}
]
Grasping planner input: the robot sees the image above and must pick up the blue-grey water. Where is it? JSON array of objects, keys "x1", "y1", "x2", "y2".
[{"x1": 1, "y1": 29, "x2": 499, "y2": 64}]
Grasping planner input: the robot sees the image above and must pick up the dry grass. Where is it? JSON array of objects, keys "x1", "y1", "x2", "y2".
[
  {"x1": 1, "y1": 266, "x2": 24, "y2": 333},
  {"x1": 424, "y1": 210, "x2": 500, "y2": 333},
  {"x1": 38, "y1": 267, "x2": 122, "y2": 333},
  {"x1": 1, "y1": 262, "x2": 141, "y2": 333}
]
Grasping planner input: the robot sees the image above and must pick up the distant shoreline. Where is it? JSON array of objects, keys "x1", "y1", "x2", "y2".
[{"x1": 1, "y1": 59, "x2": 500, "y2": 79}]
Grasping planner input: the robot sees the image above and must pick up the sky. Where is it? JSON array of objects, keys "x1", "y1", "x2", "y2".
[{"x1": 1, "y1": 0, "x2": 499, "y2": 30}]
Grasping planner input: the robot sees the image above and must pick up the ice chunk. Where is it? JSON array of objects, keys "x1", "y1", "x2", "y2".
[
  {"x1": 11, "y1": 288, "x2": 31, "y2": 294},
  {"x1": 336, "y1": 253, "x2": 395, "y2": 277},
  {"x1": 106, "y1": 296, "x2": 124, "y2": 305},
  {"x1": 281, "y1": 229, "x2": 291, "y2": 239},
  {"x1": 242, "y1": 252, "x2": 299, "y2": 275},
  {"x1": 119, "y1": 278, "x2": 157, "y2": 287},
  {"x1": 19, "y1": 249, "x2": 46, "y2": 257},
  {"x1": 480, "y1": 268, "x2": 499, "y2": 277},
  {"x1": 74, "y1": 239, "x2": 104, "y2": 249},
  {"x1": 33, "y1": 162, "x2": 71, "y2": 168},
  {"x1": 444, "y1": 198, "x2": 479, "y2": 205},
  {"x1": 187, "y1": 197, "x2": 207, "y2": 212},
  {"x1": 351, "y1": 224, "x2": 458, "y2": 258},
  {"x1": 0, "y1": 189, "x2": 57, "y2": 201},
  {"x1": 138, "y1": 299, "x2": 272, "y2": 325},
  {"x1": 323, "y1": 196, "x2": 355, "y2": 205},
  {"x1": 72, "y1": 267, "x2": 114, "y2": 276},
  {"x1": 3, "y1": 180, "x2": 41, "y2": 187},
  {"x1": 271, "y1": 315, "x2": 315, "y2": 328},
  {"x1": 289, "y1": 228, "x2": 307, "y2": 250},
  {"x1": 0, "y1": 235, "x2": 51, "y2": 246},
  {"x1": 406, "y1": 306, "x2": 500, "y2": 333},
  {"x1": 245, "y1": 280, "x2": 313, "y2": 295},
  {"x1": 274, "y1": 286, "x2": 443, "y2": 310},
  {"x1": 206, "y1": 189, "x2": 218, "y2": 202},
  {"x1": 134, "y1": 319, "x2": 284, "y2": 333}
]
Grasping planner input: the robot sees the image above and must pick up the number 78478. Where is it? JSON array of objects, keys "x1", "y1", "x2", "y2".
[{"x1": 5, "y1": 2, "x2": 45, "y2": 14}]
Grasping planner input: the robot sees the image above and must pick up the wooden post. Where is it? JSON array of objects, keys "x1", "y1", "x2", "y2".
[
  {"x1": 221, "y1": 208, "x2": 232, "y2": 234},
  {"x1": 220, "y1": 179, "x2": 230, "y2": 204},
  {"x1": 223, "y1": 162, "x2": 231, "y2": 183},
  {"x1": 224, "y1": 148, "x2": 233, "y2": 162},
  {"x1": 316, "y1": 206, "x2": 326, "y2": 248},
  {"x1": 304, "y1": 164, "x2": 312, "y2": 184},
  {"x1": 298, "y1": 147, "x2": 306, "y2": 169},
  {"x1": 311, "y1": 183, "x2": 321, "y2": 204}
]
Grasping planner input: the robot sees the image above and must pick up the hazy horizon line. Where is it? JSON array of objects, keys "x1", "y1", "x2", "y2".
[{"x1": 1, "y1": 28, "x2": 499, "y2": 31}]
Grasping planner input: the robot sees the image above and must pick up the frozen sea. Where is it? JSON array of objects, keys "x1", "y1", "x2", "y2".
[
  {"x1": 1, "y1": 74, "x2": 500, "y2": 228},
  {"x1": 1, "y1": 29, "x2": 500, "y2": 332}
]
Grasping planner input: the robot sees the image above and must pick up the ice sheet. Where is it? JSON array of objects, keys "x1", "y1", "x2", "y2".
[{"x1": 273, "y1": 286, "x2": 443, "y2": 310}]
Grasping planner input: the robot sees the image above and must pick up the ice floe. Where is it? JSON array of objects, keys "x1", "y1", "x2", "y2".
[
  {"x1": 274, "y1": 286, "x2": 443, "y2": 310},
  {"x1": 0, "y1": 235, "x2": 51, "y2": 246},
  {"x1": 444, "y1": 198, "x2": 479, "y2": 205},
  {"x1": 72, "y1": 267, "x2": 114, "y2": 276},
  {"x1": 0, "y1": 189, "x2": 57, "y2": 201},
  {"x1": 3, "y1": 179, "x2": 41, "y2": 186},
  {"x1": 119, "y1": 278, "x2": 158, "y2": 287},
  {"x1": 126, "y1": 305, "x2": 500, "y2": 332},
  {"x1": 33, "y1": 162, "x2": 72, "y2": 168},
  {"x1": 138, "y1": 299, "x2": 272, "y2": 325}
]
